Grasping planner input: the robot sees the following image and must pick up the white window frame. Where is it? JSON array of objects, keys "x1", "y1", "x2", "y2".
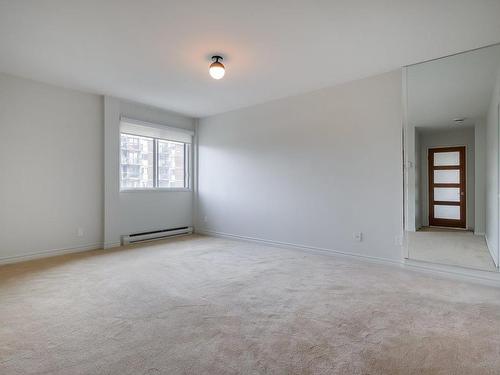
[{"x1": 119, "y1": 118, "x2": 193, "y2": 193}]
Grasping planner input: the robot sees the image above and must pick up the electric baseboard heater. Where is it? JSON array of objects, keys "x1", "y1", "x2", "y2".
[{"x1": 121, "y1": 226, "x2": 193, "y2": 245}]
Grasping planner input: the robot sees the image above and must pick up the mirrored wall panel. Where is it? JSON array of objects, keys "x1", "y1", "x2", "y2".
[{"x1": 404, "y1": 44, "x2": 500, "y2": 272}]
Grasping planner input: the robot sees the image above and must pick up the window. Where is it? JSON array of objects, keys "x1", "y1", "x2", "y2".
[
  {"x1": 119, "y1": 118, "x2": 192, "y2": 191},
  {"x1": 157, "y1": 139, "x2": 187, "y2": 188},
  {"x1": 120, "y1": 134, "x2": 154, "y2": 189}
]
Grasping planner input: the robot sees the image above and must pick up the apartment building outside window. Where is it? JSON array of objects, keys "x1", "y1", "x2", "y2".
[{"x1": 119, "y1": 118, "x2": 192, "y2": 191}]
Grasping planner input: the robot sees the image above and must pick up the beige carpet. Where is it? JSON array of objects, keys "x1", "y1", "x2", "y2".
[
  {"x1": 408, "y1": 227, "x2": 497, "y2": 271},
  {"x1": 1, "y1": 235, "x2": 500, "y2": 375}
]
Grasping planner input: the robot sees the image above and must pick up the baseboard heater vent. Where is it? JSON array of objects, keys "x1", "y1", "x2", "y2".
[{"x1": 121, "y1": 226, "x2": 193, "y2": 245}]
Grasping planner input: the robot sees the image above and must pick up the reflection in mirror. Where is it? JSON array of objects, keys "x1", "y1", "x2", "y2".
[
  {"x1": 404, "y1": 44, "x2": 500, "y2": 272},
  {"x1": 433, "y1": 151, "x2": 460, "y2": 166}
]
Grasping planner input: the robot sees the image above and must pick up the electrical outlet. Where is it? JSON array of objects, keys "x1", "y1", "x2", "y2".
[
  {"x1": 353, "y1": 232, "x2": 362, "y2": 242},
  {"x1": 77, "y1": 227, "x2": 84, "y2": 237},
  {"x1": 203, "y1": 216, "x2": 208, "y2": 223}
]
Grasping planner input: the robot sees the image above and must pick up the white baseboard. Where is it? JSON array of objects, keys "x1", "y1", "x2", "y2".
[
  {"x1": 103, "y1": 241, "x2": 121, "y2": 249},
  {"x1": 196, "y1": 229, "x2": 403, "y2": 267},
  {"x1": 404, "y1": 259, "x2": 500, "y2": 286},
  {"x1": 0, "y1": 242, "x2": 103, "y2": 266},
  {"x1": 3, "y1": 229, "x2": 499, "y2": 287},
  {"x1": 197, "y1": 228, "x2": 500, "y2": 287}
]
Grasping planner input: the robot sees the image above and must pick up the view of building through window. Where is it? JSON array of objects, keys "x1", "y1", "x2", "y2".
[
  {"x1": 120, "y1": 134, "x2": 154, "y2": 189},
  {"x1": 120, "y1": 133, "x2": 188, "y2": 190},
  {"x1": 158, "y1": 140, "x2": 185, "y2": 188}
]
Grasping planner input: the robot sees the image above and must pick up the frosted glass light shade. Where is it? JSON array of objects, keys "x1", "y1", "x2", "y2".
[{"x1": 209, "y1": 62, "x2": 225, "y2": 79}]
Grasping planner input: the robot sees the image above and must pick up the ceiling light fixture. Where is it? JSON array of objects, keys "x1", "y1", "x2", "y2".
[
  {"x1": 453, "y1": 117, "x2": 466, "y2": 124},
  {"x1": 209, "y1": 55, "x2": 225, "y2": 80}
]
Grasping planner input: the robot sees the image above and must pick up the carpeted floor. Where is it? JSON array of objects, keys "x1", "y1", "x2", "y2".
[
  {"x1": 408, "y1": 227, "x2": 497, "y2": 271},
  {"x1": 1, "y1": 235, "x2": 500, "y2": 374}
]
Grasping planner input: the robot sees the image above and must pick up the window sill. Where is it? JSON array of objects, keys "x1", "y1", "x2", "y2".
[{"x1": 119, "y1": 188, "x2": 192, "y2": 193}]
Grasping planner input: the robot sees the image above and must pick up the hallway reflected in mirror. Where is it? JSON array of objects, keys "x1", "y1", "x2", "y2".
[
  {"x1": 408, "y1": 227, "x2": 496, "y2": 271},
  {"x1": 404, "y1": 44, "x2": 500, "y2": 272}
]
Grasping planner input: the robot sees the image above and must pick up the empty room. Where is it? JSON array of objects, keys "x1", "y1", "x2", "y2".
[{"x1": 1, "y1": 1, "x2": 500, "y2": 374}]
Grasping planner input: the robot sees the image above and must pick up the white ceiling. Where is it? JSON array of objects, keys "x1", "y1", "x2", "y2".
[
  {"x1": 1, "y1": 1, "x2": 500, "y2": 117},
  {"x1": 408, "y1": 44, "x2": 500, "y2": 129}
]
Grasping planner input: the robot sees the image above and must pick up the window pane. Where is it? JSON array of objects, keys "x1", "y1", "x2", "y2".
[
  {"x1": 434, "y1": 205, "x2": 460, "y2": 219},
  {"x1": 434, "y1": 188, "x2": 460, "y2": 202},
  {"x1": 120, "y1": 133, "x2": 154, "y2": 189},
  {"x1": 434, "y1": 169, "x2": 460, "y2": 183},
  {"x1": 434, "y1": 151, "x2": 459, "y2": 166},
  {"x1": 157, "y1": 140, "x2": 186, "y2": 188}
]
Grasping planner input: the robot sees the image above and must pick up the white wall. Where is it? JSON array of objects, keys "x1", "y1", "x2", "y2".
[
  {"x1": 0, "y1": 75, "x2": 199, "y2": 259},
  {"x1": 418, "y1": 127, "x2": 475, "y2": 229},
  {"x1": 405, "y1": 120, "x2": 417, "y2": 232},
  {"x1": 485, "y1": 67, "x2": 500, "y2": 267},
  {"x1": 197, "y1": 71, "x2": 403, "y2": 261},
  {"x1": 104, "y1": 97, "x2": 195, "y2": 248},
  {"x1": 475, "y1": 120, "x2": 486, "y2": 235},
  {"x1": 0, "y1": 73, "x2": 103, "y2": 261},
  {"x1": 414, "y1": 130, "x2": 422, "y2": 229}
]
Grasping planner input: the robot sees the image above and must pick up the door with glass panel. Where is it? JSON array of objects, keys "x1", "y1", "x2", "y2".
[{"x1": 428, "y1": 146, "x2": 466, "y2": 228}]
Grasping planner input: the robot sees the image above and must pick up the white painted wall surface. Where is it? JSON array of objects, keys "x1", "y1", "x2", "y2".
[
  {"x1": 0, "y1": 73, "x2": 103, "y2": 261},
  {"x1": 403, "y1": 68, "x2": 417, "y2": 234},
  {"x1": 104, "y1": 97, "x2": 195, "y2": 248},
  {"x1": 418, "y1": 127, "x2": 475, "y2": 229},
  {"x1": 485, "y1": 67, "x2": 500, "y2": 267},
  {"x1": 475, "y1": 120, "x2": 486, "y2": 235},
  {"x1": 405, "y1": 120, "x2": 417, "y2": 232},
  {"x1": 415, "y1": 130, "x2": 422, "y2": 229},
  {"x1": 197, "y1": 71, "x2": 403, "y2": 261}
]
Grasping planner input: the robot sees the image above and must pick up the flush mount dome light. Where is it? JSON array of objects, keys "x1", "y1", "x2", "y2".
[{"x1": 209, "y1": 55, "x2": 225, "y2": 80}]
